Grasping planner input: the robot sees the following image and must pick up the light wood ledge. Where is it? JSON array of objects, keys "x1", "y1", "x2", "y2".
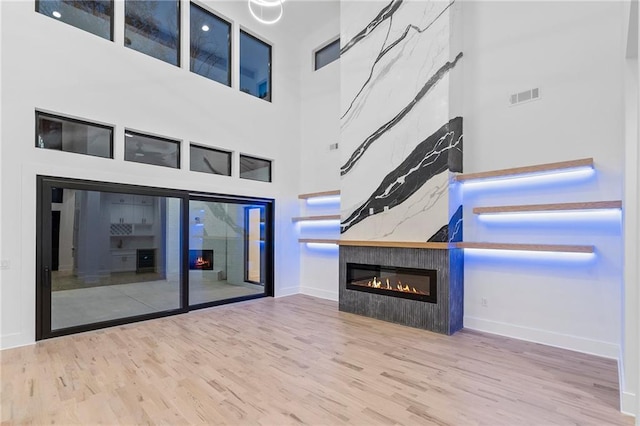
[
  {"x1": 298, "y1": 190, "x2": 341, "y2": 199},
  {"x1": 292, "y1": 215, "x2": 341, "y2": 223},
  {"x1": 457, "y1": 242, "x2": 594, "y2": 253},
  {"x1": 473, "y1": 200, "x2": 622, "y2": 215},
  {"x1": 338, "y1": 240, "x2": 454, "y2": 249},
  {"x1": 455, "y1": 158, "x2": 594, "y2": 182},
  {"x1": 298, "y1": 238, "x2": 339, "y2": 244}
]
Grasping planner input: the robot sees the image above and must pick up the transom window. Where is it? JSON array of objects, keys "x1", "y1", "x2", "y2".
[
  {"x1": 36, "y1": 111, "x2": 113, "y2": 159},
  {"x1": 240, "y1": 154, "x2": 272, "y2": 182},
  {"x1": 124, "y1": 130, "x2": 180, "y2": 169},
  {"x1": 315, "y1": 38, "x2": 340, "y2": 70},
  {"x1": 190, "y1": 144, "x2": 232, "y2": 176}
]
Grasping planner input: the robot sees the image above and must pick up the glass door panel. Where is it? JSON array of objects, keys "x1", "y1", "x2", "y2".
[
  {"x1": 188, "y1": 200, "x2": 267, "y2": 306},
  {"x1": 40, "y1": 180, "x2": 184, "y2": 336}
]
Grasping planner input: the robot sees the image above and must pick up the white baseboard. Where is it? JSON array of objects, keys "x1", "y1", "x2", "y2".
[
  {"x1": 300, "y1": 286, "x2": 338, "y2": 301},
  {"x1": 0, "y1": 332, "x2": 34, "y2": 351},
  {"x1": 274, "y1": 286, "x2": 300, "y2": 298},
  {"x1": 464, "y1": 316, "x2": 620, "y2": 359},
  {"x1": 620, "y1": 391, "x2": 637, "y2": 417}
]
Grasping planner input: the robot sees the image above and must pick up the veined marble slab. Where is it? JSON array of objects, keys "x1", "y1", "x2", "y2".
[{"x1": 340, "y1": 0, "x2": 462, "y2": 242}]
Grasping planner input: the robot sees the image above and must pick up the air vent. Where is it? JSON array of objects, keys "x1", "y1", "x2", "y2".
[
  {"x1": 509, "y1": 87, "x2": 540, "y2": 106},
  {"x1": 329, "y1": 142, "x2": 339, "y2": 150}
]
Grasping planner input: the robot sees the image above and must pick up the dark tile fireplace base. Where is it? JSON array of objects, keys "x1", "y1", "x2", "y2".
[{"x1": 339, "y1": 246, "x2": 463, "y2": 335}]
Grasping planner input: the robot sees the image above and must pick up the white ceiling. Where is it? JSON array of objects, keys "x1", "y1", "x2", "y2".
[{"x1": 278, "y1": 0, "x2": 340, "y2": 38}]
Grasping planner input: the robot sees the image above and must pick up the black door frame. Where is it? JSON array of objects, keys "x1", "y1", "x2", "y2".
[
  {"x1": 36, "y1": 176, "x2": 274, "y2": 340},
  {"x1": 187, "y1": 192, "x2": 274, "y2": 310}
]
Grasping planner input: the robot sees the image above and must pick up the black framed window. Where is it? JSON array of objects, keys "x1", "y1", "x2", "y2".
[
  {"x1": 125, "y1": 131, "x2": 180, "y2": 169},
  {"x1": 315, "y1": 38, "x2": 340, "y2": 70},
  {"x1": 36, "y1": 111, "x2": 113, "y2": 159},
  {"x1": 125, "y1": 0, "x2": 180, "y2": 66},
  {"x1": 190, "y1": 3, "x2": 231, "y2": 86},
  {"x1": 240, "y1": 30, "x2": 271, "y2": 102},
  {"x1": 190, "y1": 144, "x2": 231, "y2": 176},
  {"x1": 240, "y1": 154, "x2": 271, "y2": 182},
  {"x1": 36, "y1": 0, "x2": 113, "y2": 40}
]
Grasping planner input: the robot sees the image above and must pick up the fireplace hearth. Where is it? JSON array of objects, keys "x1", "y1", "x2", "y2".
[{"x1": 346, "y1": 263, "x2": 437, "y2": 303}]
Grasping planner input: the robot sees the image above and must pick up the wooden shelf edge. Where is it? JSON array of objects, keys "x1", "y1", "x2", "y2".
[
  {"x1": 299, "y1": 239, "x2": 339, "y2": 244},
  {"x1": 473, "y1": 200, "x2": 622, "y2": 215},
  {"x1": 298, "y1": 190, "x2": 341, "y2": 199},
  {"x1": 292, "y1": 215, "x2": 341, "y2": 223},
  {"x1": 338, "y1": 240, "x2": 454, "y2": 250},
  {"x1": 456, "y1": 242, "x2": 594, "y2": 254},
  {"x1": 455, "y1": 158, "x2": 594, "y2": 182}
]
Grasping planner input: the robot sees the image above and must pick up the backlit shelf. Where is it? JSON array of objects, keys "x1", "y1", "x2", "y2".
[
  {"x1": 298, "y1": 190, "x2": 340, "y2": 199},
  {"x1": 292, "y1": 214, "x2": 341, "y2": 223},
  {"x1": 299, "y1": 238, "x2": 339, "y2": 244},
  {"x1": 456, "y1": 242, "x2": 594, "y2": 254},
  {"x1": 455, "y1": 158, "x2": 594, "y2": 183},
  {"x1": 473, "y1": 200, "x2": 622, "y2": 215}
]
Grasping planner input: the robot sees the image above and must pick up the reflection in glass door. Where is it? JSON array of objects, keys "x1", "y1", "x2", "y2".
[
  {"x1": 38, "y1": 178, "x2": 185, "y2": 338},
  {"x1": 188, "y1": 199, "x2": 268, "y2": 306}
]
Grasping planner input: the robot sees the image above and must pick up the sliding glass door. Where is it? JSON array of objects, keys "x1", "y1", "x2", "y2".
[
  {"x1": 188, "y1": 198, "x2": 270, "y2": 307},
  {"x1": 37, "y1": 177, "x2": 273, "y2": 340}
]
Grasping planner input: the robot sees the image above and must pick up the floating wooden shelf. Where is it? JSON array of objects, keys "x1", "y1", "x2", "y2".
[
  {"x1": 473, "y1": 200, "x2": 622, "y2": 215},
  {"x1": 456, "y1": 242, "x2": 594, "y2": 254},
  {"x1": 338, "y1": 240, "x2": 453, "y2": 250},
  {"x1": 291, "y1": 215, "x2": 341, "y2": 223},
  {"x1": 455, "y1": 158, "x2": 594, "y2": 182},
  {"x1": 299, "y1": 238, "x2": 339, "y2": 244},
  {"x1": 298, "y1": 190, "x2": 341, "y2": 200}
]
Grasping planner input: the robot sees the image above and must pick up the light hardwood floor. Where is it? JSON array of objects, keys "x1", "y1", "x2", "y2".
[{"x1": 0, "y1": 295, "x2": 633, "y2": 425}]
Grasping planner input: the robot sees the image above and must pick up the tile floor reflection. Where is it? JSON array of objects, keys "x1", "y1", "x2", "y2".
[{"x1": 51, "y1": 277, "x2": 263, "y2": 330}]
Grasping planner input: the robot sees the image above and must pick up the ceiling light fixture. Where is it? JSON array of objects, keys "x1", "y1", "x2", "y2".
[
  {"x1": 52, "y1": 10, "x2": 62, "y2": 18},
  {"x1": 248, "y1": 0, "x2": 283, "y2": 25},
  {"x1": 201, "y1": 24, "x2": 210, "y2": 32}
]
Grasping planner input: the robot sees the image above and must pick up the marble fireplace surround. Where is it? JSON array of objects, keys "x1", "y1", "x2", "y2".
[{"x1": 338, "y1": 242, "x2": 463, "y2": 335}]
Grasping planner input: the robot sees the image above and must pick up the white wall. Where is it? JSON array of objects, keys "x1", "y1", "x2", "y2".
[
  {"x1": 624, "y1": 0, "x2": 640, "y2": 419},
  {"x1": 0, "y1": 0, "x2": 305, "y2": 349},
  {"x1": 297, "y1": 8, "x2": 341, "y2": 301},
  {"x1": 462, "y1": 0, "x2": 625, "y2": 359}
]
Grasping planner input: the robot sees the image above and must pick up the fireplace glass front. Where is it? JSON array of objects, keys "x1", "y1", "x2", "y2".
[{"x1": 346, "y1": 262, "x2": 437, "y2": 303}]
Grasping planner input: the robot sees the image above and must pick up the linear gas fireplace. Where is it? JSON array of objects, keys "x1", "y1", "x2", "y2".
[
  {"x1": 339, "y1": 246, "x2": 463, "y2": 335},
  {"x1": 346, "y1": 263, "x2": 437, "y2": 303}
]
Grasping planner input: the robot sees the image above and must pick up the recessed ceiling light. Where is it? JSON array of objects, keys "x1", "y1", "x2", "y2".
[
  {"x1": 201, "y1": 25, "x2": 210, "y2": 32},
  {"x1": 52, "y1": 11, "x2": 62, "y2": 18}
]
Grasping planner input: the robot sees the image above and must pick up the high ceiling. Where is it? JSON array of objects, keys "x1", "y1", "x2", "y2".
[{"x1": 278, "y1": 0, "x2": 340, "y2": 38}]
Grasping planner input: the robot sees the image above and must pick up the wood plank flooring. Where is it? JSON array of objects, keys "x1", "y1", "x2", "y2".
[{"x1": 1, "y1": 295, "x2": 633, "y2": 425}]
